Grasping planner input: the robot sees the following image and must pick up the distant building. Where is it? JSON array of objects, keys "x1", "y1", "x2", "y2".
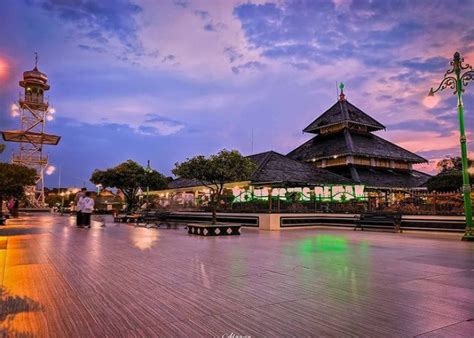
[
  {"x1": 153, "y1": 87, "x2": 431, "y2": 207},
  {"x1": 287, "y1": 87, "x2": 431, "y2": 188},
  {"x1": 154, "y1": 151, "x2": 355, "y2": 207},
  {"x1": 95, "y1": 189, "x2": 124, "y2": 212}
]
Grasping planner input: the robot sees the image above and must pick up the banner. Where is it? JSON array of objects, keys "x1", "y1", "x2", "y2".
[{"x1": 231, "y1": 185, "x2": 366, "y2": 203}]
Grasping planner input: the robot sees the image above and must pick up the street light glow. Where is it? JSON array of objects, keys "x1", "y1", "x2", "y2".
[
  {"x1": 10, "y1": 103, "x2": 20, "y2": 117},
  {"x1": 422, "y1": 95, "x2": 440, "y2": 109},
  {"x1": 45, "y1": 165, "x2": 56, "y2": 175},
  {"x1": 0, "y1": 58, "x2": 8, "y2": 81},
  {"x1": 47, "y1": 106, "x2": 56, "y2": 121}
]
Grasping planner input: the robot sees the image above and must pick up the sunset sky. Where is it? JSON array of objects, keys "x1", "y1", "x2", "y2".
[{"x1": 1, "y1": 0, "x2": 473, "y2": 187}]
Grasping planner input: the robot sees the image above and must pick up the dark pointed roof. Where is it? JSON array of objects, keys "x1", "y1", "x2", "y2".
[
  {"x1": 247, "y1": 151, "x2": 351, "y2": 185},
  {"x1": 166, "y1": 151, "x2": 352, "y2": 190},
  {"x1": 328, "y1": 166, "x2": 431, "y2": 188},
  {"x1": 167, "y1": 178, "x2": 204, "y2": 189},
  {"x1": 303, "y1": 100, "x2": 385, "y2": 134},
  {"x1": 287, "y1": 131, "x2": 427, "y2": 163}
]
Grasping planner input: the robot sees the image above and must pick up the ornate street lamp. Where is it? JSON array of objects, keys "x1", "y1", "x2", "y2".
[
  {"x1": 144, "y1": 160, "x2": 152, "y2": 209},
  {"x1": 429, "y1": 51, "x2": 474, "y2": 241}
]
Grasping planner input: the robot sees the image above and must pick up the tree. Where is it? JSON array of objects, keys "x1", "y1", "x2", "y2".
[
  {"x1": 172, "y1": 149, "x2": 256, "y2": 224},
  {"x1": 427, "y1": 171, "x2": 460, "y2": 192},
  {"x1": 0, "y1": 162, "x2": 36, "y2": 216},
  {"x1": 436, "y1": 156, "x2": 473, "y2": 173},
  {"x1": 90, "y1": 160, "x2": 168, "y2": 211},
  {"x1": 428, "y1": 156, "x2": 474, "y2": 192}
]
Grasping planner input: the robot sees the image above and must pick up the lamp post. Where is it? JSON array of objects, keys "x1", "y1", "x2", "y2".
[
  {"x1": 429, "y1": 51, "x2": 474, "y2": 241},
  {"x1": 144, "y1": 160, "x2": 152, "y2": 210},
  {"x1": 60, "y1": 191, "x2": 65, "y2": 215}
]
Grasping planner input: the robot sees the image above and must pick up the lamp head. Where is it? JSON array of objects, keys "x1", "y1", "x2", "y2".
[{"x1": 428, "y1": 88, "x2": 435, "y2": 97}]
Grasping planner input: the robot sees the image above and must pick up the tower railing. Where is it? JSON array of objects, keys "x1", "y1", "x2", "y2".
[{"x1": 19, "y1": 93, "x2": 49, "y2": 106}]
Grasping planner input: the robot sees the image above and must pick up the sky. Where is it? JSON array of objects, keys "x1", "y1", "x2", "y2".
[{"x1": 0, "y1": 0, "x2": 473, "y2": 188}]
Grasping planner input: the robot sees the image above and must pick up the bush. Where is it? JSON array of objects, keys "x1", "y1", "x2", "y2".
[{"x1": 426, "y1": 171, "x2": 473, "y2": 192}]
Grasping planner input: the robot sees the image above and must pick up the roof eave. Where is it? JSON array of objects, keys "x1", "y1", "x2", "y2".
[{"x1": 303, "y1": 121, "x2": 385, "y2": 134}]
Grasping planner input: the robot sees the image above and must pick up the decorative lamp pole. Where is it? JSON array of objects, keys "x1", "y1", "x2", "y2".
[
  {"x1": 60, "y1": 191, "x2": 65, "y2": 216},
  {"x1": 429, "y1": 51, "x2": 474, "y2": 241},
  {"x1": 144, "y1": 160, "x2": 153, "y2": 209}
]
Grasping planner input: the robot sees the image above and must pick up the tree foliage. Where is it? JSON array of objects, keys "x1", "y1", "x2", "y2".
[
  {"x1": 172, "y1": 149, "x2": 256, "y2": 224},
  {"x1": 0, "y1": 162, "x2": 36, "y2": 214},
  {"x1": 436, "y1": 156, "x2": 473, "y2": 173},
  {"x1": 90, "y1": 160, "x2": 168, "y2": 211},
  {"x1": 426, "y1": 171, "x2": 473, "y2": 192},
  {"x1": 428, "y1": 156, "x2": 474, "y2": 192}
]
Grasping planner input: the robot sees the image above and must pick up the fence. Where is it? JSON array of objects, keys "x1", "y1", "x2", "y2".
[{"x1": 150, "y1": 189, "x2": 468, "y2": 216}]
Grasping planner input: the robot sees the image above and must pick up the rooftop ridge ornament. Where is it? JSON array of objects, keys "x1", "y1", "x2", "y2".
[
  {"x1": 428, "y1": 51, "x2": 474, "y2": 241},
  {"x1": 145, "y1": 159, "x2": 152, "y2": 173},
  {"x1": 339, "y1": 82, "x2": 346, "y2": 101}
]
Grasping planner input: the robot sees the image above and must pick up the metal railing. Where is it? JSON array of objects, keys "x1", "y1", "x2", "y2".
[{"x1": 150, "y1": 189, "x2": 470, "y2": 216}]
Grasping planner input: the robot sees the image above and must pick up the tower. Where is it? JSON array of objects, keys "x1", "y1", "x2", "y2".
[{"x1": 1, "y1": 54, "x2": 61, "y2": 207}]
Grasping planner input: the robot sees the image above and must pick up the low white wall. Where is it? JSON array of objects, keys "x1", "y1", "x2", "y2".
[{"x1": 172, "y1": 211, "x2": 470, "y2": 231}]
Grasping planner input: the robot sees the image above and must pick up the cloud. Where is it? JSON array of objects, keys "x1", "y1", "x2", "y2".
[
  {"x1": 30, "y1": 0, "x2": 143, "y2": 54},
  {"x1": 387, "y1": 120, "x2": 453, "y2": 137},
  {"x1": 141, "y1": 114, "x2": 185, "y2": 136},
  {"x1": 193, "y1": 10, "x2": 209, "y2": 20},
  {"x1": 231, "y1": 61, "x2": 266, "y2": 74},
  {"x1": 203, "y1": 22, "x2": 226, "y2": 32},
  {"x1": 3, "y1": 0, "x2": 474, "y2": 183},
  {"x1": 232, "y1": 0, "x2": 470, "y2": 70},
  {"x1": 399, "y1": 57, "x2": 450, "y2": 73},
  {"x1": 78, "y1": 44, "x2": 106, "y2": 53},
  {"x1": 223, "y1": 46, "x2": 243, "y2": 63},
  {"x1": 161, "y1": 54, "x2": 176, "y2": 63},
  {"x1": 287, "y1": 62, "x2": 311, "y2": 70},
  {"x1": 173, "y1": 0, "x2": 189, "y2": 8}
]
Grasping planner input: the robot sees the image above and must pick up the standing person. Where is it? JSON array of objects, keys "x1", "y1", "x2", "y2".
[
  {"x1": 75, "y1": 188, "x2": 86, "y2": 227},
  {"x1": 12, "y1": 199, "x2": 19, "y2": 218},
  {"x1": 81, "y1": 192, "x2": 95, "y2": 228},
  {"x1": 7, "y1": 197, "x2": 14, "y2": 216}
]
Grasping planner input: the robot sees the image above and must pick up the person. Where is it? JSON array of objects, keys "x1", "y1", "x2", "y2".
[
  {"x1": 75, "y1": 188, "x2": 86, "y2": 227},
  {"x1": 12, "y1": 199, "x2": 19, "y2": 218},
  {"x1": 7, "y1": 197, "x2": 14, "y2": 216},
  {"x1": 81, "y1": 192, "x2": 95, "y2": 228}
]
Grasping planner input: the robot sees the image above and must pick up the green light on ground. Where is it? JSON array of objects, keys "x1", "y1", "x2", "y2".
[{"x1": 297, "y1": 235, "x2": 348, "y2": 256}]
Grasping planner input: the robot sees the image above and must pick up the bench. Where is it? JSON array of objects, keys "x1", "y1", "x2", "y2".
[
  {"x1": 187, "y1": 224, "x2": 241, "y2": 236},
  {"x1": 140, "y1": 212, "x2": 174, "y2": 228},
  {"x1": 354, "y1": 212, "x2": 402, "y2": 232},
  {"x1": 0, "y1": 213, "x2": 9, "y2": 226},
  {"x1": 114, "y1": 214, "x2": 143, "y2": 224}
]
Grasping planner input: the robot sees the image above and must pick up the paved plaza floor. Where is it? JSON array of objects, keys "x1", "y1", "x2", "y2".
[{"x1": 0, "y1": 214, "x2": 473, "y2": 337}]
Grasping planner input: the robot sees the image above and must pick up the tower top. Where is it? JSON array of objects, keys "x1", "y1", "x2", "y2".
[
  {"x1": 19, "y1": 53, "x2": 50, "y2": 91},
  {"x1": 34, "y1": 52, "x2": 38, "y2": 70}
]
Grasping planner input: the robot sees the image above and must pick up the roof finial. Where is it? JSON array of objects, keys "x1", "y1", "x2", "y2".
[
  {"x1": 145, "y1": 159, "x2": 152, "y2": 173},
  {"x1": 339, "y1": 82, "x2": 346, "y2": 101},
  {"x1": 34, "y1": 52, "x2": 38, "y2": 70}
]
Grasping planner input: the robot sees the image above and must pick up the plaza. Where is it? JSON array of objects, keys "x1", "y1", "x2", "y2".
[{"x1": 0, "y1": 214, "x2": 473, "y2": 336}]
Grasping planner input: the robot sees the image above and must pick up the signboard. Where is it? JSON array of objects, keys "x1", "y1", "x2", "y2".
[{"x1": 231, "y1": 185, "x2": 366, "y2": 203}]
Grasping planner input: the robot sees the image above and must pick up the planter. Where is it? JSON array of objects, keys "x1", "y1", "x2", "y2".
[{"x1": 187, "y1": 224, "x2": 241, "y2": 236}]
